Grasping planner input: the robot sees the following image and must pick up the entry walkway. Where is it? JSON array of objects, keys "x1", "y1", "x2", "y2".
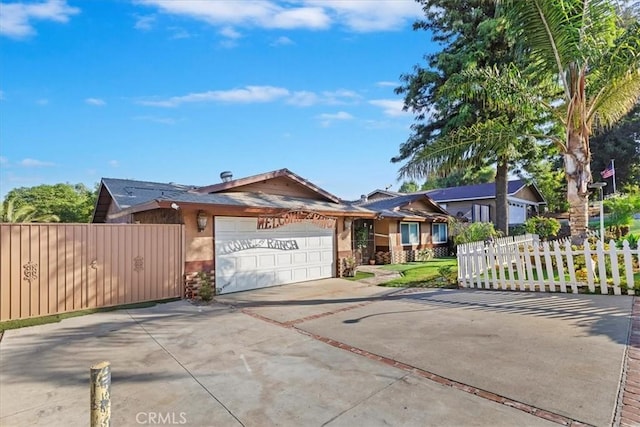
[{"x1": 354, "y1": 264, "x2": 401, "y2": 286}]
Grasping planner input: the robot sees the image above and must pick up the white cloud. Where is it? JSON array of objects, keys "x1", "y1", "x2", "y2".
[
  {"x1": 376, "y1": 81, "x2": 398, "y2": 87},
  {"x1": 0, "y1": 156, "x2": 8, "y2": 165},
  {"x1": 169, "y1": 27, "x2": 191, "y2": 39},
  {"x1": 108, "y1": 160, "x2": 119, "y2": 167},
  {"x1": 0, "y1": 0, "x2": 80, "y2": 39},
  {"x1": 316, "y1": 111, "x2": 354, "y2": 127},
  {"x1": 369, "y1": 99, "x2": 409, "y2": 117},
  {"x1": 138, "y1": 85, "x2": 290, "y2": 107},
  {"x1": 271, "y1": 35, "x2": 294, "y2": 46},
  {"x1": 85, "y1": 98, "x2": 106, "y2": 106},
  {"x1": 137, "y1": 0, "x2": 420, "y2": 32},
  {"x1": 36, "y1": 98, "x2": 49, "y2": 106},
  {"x1": 133, "y1": 115, "x2": 178, "y2": 125},
  {"x1": 286, "y1": 91, "x2": 319, "y2": 106},
  {"x1": 322, "y1": 89, "x2": 361, "y2": 104},
  {"x1": 305, "y1": 0, "x2": 422, "y2": 31},
  {"x1": 137, "y1": 0, "x2": 330, "y2": 30},
  {"x1": 219, "y1": 26, "x2": 241, "y2": 39},
  {"x1": 20, "y1": 158, "x2": 55, "y2": 167},
  {"x1": 134, "y1": 14, "x2": 156, "y2": 31}
]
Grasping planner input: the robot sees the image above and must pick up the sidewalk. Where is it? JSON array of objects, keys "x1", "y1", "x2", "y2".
[{"x1": 354, "y1": 265, "x2": 401, "y2": 286}]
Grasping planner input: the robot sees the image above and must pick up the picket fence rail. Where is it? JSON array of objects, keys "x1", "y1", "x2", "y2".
[{"x1": 457, "y1": 234, "x2": 639, "y2": 295}]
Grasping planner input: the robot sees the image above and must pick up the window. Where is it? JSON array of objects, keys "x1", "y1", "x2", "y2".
[
  {"x1": 432, "y1": 223, "x2": 448, "y2": 243},
  {"x1": 400, "y1": 222, "x2": 419, "y2": 245},
  {"x1": 472, "y1": 204, "x2": 490, "y2": 222}
]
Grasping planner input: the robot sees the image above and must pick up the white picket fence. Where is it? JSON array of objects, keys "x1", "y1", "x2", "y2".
[{"x1": 457, "y1": 234, "x2": 640, "y2": 295}]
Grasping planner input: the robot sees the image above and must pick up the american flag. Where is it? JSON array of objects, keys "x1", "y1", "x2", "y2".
[{"x1": 601, "y1": 161, "x2": 614, "y2": 179}]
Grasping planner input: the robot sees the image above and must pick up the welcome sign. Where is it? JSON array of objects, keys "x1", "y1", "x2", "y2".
[{"x1": 257, "y1": 210, "x2": 336, "y2": 230}]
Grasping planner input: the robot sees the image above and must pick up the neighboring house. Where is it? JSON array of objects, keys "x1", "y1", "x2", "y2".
[
  {"x1": 93, "y1": 168, "x2": 453, "y2": 294},
  {"x1": 368, "y1": 179, "x2": 546, "y2": 226}
]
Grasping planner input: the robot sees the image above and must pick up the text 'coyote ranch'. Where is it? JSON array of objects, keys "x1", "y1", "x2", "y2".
[
  {"x1": 257, "y1": 210, "x2": 336, "y2": 230},
  {"x1": 218, "y1": 239, "x2": 299, "y2": 255}
]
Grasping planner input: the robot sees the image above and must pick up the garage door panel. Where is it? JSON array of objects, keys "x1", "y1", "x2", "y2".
[
  {"x1": 238, "y1": 256, "x2": 258, "y2": 270},
  {"x1": 215, "y1": 216, "x2": 334, "y2": 294},
  {"x1": 277, "y1": 253, "x2": 292, "y2": 265},
  {"x1": 276, "y1": 270, "x2": 293, "y2": 284},
  {"x1": 259, "y1": 254, "x2": 276, "y2": 267},
  {"x1": 293, "y1": 252, "x2": 307, "y2": 263},
  {"x1": 308, "y1": 251, "x2": 321, "y2": 262}
]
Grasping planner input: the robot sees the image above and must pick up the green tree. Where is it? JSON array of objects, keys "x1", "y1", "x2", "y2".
[
  {"x1": 4, "y1": 183, "x2": 97, "y2": 223},
  {"x1": 590, "y1": 102, "x2": 640, "y2": 193},
  {"x1": 420, "y1": 166, "x2": 496, "y2": 190},
  {"x1": 398, "y1": 181, "x2": 419, "y2": 193},
  {"x1": 502, "y1": 0, "x2": 640, "y2": 243},
  {"x1": 395, "y1": 1, "x2": 547, "y2": 235},
  {"x1": 519, "y1": 155, "x2": 569, "y2": 213},
  {"x1": 0, "y1": 198, "x2": 60, "y2": 223}
]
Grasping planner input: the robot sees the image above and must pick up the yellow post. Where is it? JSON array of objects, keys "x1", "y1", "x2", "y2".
[{"x1": 90, "y1": 361, "x2": 111, "y2": 427}]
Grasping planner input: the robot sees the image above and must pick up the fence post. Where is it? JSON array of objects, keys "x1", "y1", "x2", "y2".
[{"x1": 90, "y1": 361, "x2": 111, "y2": 427}]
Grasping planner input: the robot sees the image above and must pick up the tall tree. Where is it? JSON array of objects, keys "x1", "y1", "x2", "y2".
[
  {"x1": 0, "y1": 198, "x2": 59, "y2": 223},
  {"x1": 502, "y1": 0, "x2": 640, "y2": 243},
  {"x1": 394, "y1": 1, "x2": 544, "y2": 235},
  {"x1": 590, "y1": 102, "x2": 640, "y2": 193},
  {"x1": 4, "y1": 183, "x2": 97, "y2": 223}
]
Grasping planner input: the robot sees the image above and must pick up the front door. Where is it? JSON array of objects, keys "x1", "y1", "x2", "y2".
[{"x1": 352, "y1": 219, "x2": 374, "y2": 264}]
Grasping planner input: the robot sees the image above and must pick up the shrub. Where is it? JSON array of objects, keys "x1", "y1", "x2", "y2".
[
  {"x1": 197, "y1": 271, "x2": 213, "y2": 302},
  {"x1": 451, "y1": 220, "x2": 501, "y2": 245},
  {"x1": 437, "y1": 266, "x2": 457, "y2": 285},
  {"x1": 524, "y1": 216, "x2": 561, "y2": 240}
]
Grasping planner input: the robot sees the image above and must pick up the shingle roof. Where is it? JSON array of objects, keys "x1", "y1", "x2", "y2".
[
  {"x1": 425, "y1": 179, "x2": 530, "y2": 202},
  {"x1": 96, "y1": 177, "x2": 370, "y2": 220},
  {"x1": 355, "y1": 192, "x2": 449, "y2": 220},
  {"x1": 101, "y1": 178, "x2": 196, "y2": 210},
  {"x1": 156, "y1": 191, "x2": 370, "y2": 213}
]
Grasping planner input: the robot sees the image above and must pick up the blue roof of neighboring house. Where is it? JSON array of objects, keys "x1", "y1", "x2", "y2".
[{"x1": 424, "y1": 179, "x2": 541, "y2": 202}]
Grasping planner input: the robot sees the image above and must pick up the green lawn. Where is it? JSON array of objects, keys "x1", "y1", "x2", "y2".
[
  {"x1": 0, "y1": 298, "x2": 178, "y2": 332},
  {"x1": 344, "y1": 271, "x2": 375, "y2": 281},
  {"x1": 630, "y1": 218, "x2": 640, "y2": 235},
  {"x1": 381, "y1": 257, "x2": 458, "y2": 287}
]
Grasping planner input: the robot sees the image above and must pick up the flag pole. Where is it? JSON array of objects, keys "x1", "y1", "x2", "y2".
[{"x1": 611, "y1": 159, "x2": 616, "y2": 194}]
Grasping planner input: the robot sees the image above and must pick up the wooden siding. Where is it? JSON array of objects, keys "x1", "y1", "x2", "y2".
[
  {"x1": 222, "y1": 176, "x2": 324, "y2": 200},
  {"x1": 0, "y1": 223, "x2": 184, "y2": 321}
]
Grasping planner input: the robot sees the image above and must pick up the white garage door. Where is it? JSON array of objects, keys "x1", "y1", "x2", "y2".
[
  {"x1": 214, "y1": 216, "x2": 335, "y2": 294},
  {"x1": 509, "y1": 202, "x2": 526, "y2": 224}
]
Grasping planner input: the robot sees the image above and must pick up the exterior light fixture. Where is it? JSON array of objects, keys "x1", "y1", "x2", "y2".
[
  {"x1": 197, "y1": 210, "x2": 208, "y2": 232},
  {"x1": 344, "y1": 218, "x2": 353, "y2": 230}
]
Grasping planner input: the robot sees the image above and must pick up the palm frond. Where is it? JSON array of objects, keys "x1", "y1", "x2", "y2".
[{"x1": 398, "y1": 118, "x2": 554, "y2": 180}]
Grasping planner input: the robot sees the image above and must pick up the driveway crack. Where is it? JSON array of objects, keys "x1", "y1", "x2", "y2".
[
  {"x1": 320, "y1": 374, "x2": 410, "y2": 426},
  {"x1": 127, "y1": 311, "x2": 245, "y2": 427}
]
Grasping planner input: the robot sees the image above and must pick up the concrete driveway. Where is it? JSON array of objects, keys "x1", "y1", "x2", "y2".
[{"x1": 1, "y1": 278, "x2": 633, "y2": 426}]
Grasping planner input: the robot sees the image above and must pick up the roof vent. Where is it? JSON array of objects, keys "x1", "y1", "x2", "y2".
[
  {"x1": 220, "y1": 171, "x2": 233, "y2": 182},
  {"x1": 360, "y1": 194, "x2": 368, "y2": 203}
]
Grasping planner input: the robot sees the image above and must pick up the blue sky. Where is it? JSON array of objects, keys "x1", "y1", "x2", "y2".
[{"x1": 0, "y1": 0, "x2": 438, "y2": 200}]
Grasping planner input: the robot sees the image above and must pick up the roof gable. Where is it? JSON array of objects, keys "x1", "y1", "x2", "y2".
[
  {"x1": 92, "y1": 178, "x2": 193, "y2": 223},
  {"x1": 360, "y1": 193, "x2": 450, "y2": 219},
  {"x1": 193, "y1": 168, "x2": 340, "y2": 203}
]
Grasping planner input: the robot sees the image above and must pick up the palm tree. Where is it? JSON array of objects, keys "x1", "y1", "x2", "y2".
[
  {"x1": 400, "y1": 65, "x2": 553, "y2": 235},
  {"x1": 503, "y1": 0, "x2": 640, "y2": 243},
  {"x1": 0, "y1": 198, "x2": 60, "y2": 223}
]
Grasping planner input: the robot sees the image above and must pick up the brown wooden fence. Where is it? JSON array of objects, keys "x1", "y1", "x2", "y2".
[{"x1": 0, "y1": 223, "x2": 185, "y2": 321}]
